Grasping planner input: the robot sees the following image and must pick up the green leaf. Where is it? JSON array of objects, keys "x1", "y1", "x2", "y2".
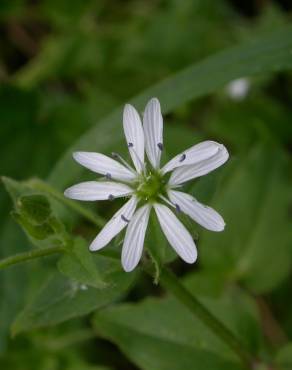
[
  {"x1": 58, "y1": 237, "x2": 106, "y2": 289},
  {"x1": 48, "y1": 26, "x2": 292, "y2": 189},
  {"x1": 206, "y1": 96, "x2": 292, "y2": 150},
  {"x1": 93, "y1": 323, "x2": 241, "y2": 370},
  {"x1": 11, "y1": 211, "x2": 56, "y2": 241},
  {"x1": 200, "y1": 145, "x2": 292, "y2": 293},
  {"x1": 92, "y1": 286, "x2": 262, "y2": 370},
  {"x1": 12, "y1": 256, "x2": 136, "y2": 335},
  {"x1": 2, "y1": 177, "x2": 68, "y2": 248},
  {"x1": 0, "y1": 220, "x2": 29, "y2": 353},
  {"x1": 1, "y1": 177, "x2": 31, "y2": 206}
]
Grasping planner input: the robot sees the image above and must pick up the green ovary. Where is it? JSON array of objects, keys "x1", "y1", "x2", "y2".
[{"x1": 136, "y1": 172, "x2": 166, "y2": 202}]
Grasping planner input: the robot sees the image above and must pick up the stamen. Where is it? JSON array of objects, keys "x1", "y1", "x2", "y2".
[
  {"x1": 121, "y1": 214, "x2": 130, "y2": 223},
  {"x1": 179, "y1": 154, "x2": 186, "y2": 162},
  {"x1": 128, "y1": 142, "x2": 134, "y2": 148},
  {"x1": 157, "y1": 142, "x2": 163, "y2": 151},
  {"x1": 111, "y1": 152, "x2": 136, "y2": 173},
  {"x1": 175, "y1": 204, "x2": 181, "y2": 212},
  {"x1": 105, "y1": 173, "x2": 112, "y2": 179},
  {"x1": 159, "y1": 194, "x2": 176, "y2": 209},
  {"x1": 108, "y1": 194, "x2": 115, "y2": 201}
]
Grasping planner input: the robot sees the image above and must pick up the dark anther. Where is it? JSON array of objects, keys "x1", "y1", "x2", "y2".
[
  {"x1": 175, "y1": 204, "x2": 181, "y2": 213},
  {"x1": 128, "y1": 142, "x2": 134, "y2": 148},
  {"x1": 108, "y1": 194, "x2": 115, "y2": 201},
  {"x1": 157, "y1": 142, "x2": 163, "y2": 151},
  {"x1": 111, "y1": 152, "x2": 119, "y2": 159},
  {"x1": 121, "y1": 214, "x2": 130, "y2": 223},
  {"x1": 105, "y1": 173, "x2": 112, "y2": 179},
  {"x1": 179, "y1": 153, "x2": 186, "y2": 162}
]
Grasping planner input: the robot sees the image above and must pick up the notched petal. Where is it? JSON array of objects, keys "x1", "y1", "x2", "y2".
[
  {"x1": 123, "y1": 104, "x2": 145, "y2": 173},
  {"x1": 169, "y1": 144, "x2": 229, "y2": 186},
  {"x1": 168, "y1": 190, "x2": 225, "y2": 232},
  {"x1": 121, "y1": 204, "x2": 151, "y2": 272},
  {"x1": 73, "y1": 151, "x2": 136, "y2": 182},
  {"x1": 154, "y1": 203, "x2": 197, "y2": 264},
  {"x1": 143, "y1": 98, "x2": 163, "y2": 169},
  {"x1": 64, "y1": 181, "x2": 133, "y2": 201},
  {"x1": 89, "y1": 196, "x2": 138, "y2": 251},
  {"x1": 162, "y1": 141, "x2": 224, "y2": 175}
]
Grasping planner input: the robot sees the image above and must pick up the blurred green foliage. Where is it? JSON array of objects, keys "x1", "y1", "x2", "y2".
[{"x1": 1, "y1": 1, "x2": 292, "y2": 369}]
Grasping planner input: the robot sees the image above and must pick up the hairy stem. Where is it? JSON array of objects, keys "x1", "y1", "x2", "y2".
[
  {"x1": 159, "y1": 267, "x2": 255, "y2": 369},
  {"x1": 0, "y1": 245, "x2": 64, "y2": 270}
]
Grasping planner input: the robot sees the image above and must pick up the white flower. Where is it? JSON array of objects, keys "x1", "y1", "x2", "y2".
[{"x1": 64, "y1": 98, "x2": 229, "y2": 272}]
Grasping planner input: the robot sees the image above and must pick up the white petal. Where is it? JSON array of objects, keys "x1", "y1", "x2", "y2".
[
  {"x1": 154, "y1": 203, "x2": 197, "y2": 264},
  {"x1": 143, "y1": 98, "x2": 163, "y2": 169},
  {"x1": 73, "y1": 152, "x2": 136, "y2": 182},
  {"x1": 121, "y1": 204, "x2": 151, "y2": 272},
  {"x1": 64, "y1": 181, "x2": 133, "y2": 201},
  {"x1": 90, "y1": 196, "x2": 138, "y2": 251},
  {"x1": 161, "y1": 141, "x2": 222, "y2": 175},
  {"x1": 168, "y1": 190, "x2": 225, "y2": 232},
  {"x1": 169, "y1": 144, "x2": 229, "y2": 186},
  {"x1": 123, "y1": 104, "x2": 145, "y2": 173}
]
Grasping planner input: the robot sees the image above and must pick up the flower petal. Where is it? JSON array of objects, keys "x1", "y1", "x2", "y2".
[
  {"x1": 64, "y1": 181, "x2": 133, "y2": 201},
  {"x1": 168, "y1": 190, "x2": 225, "y2": 232},
  {"x1": 154, "y1": 203, "x2": 197, "y2": 264},
  {"x1": 123, "y1": 104, "x2": 145, "y2": 173},
  {"x1": 161, "y1": 141, "x2": 222, "y2": 175},
  {"x1": 121, "y1": 204, "x2": 151, "y2": 272},
  {"x1": 169, "y1": 144, "x2": 229, "y2": 186},
  {"x1": 143, "y1": 97, "x2": 163, "y2": 169},
  {"x1": 90, "y1": 196, "x2": 138, "y2": 251},
  {"x1": 73, "y1": 151, "x2": 136, "y2": 181}
]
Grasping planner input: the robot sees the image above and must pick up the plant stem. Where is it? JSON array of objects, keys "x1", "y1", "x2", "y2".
[
  {"x1": 255, "y1": 296, "x2": 288, "y2": 348},
  {"x1": 159, "y1": 266, "x2": 255, "y2": 369},
  {"x1": 0, "y1": 245, "x2": 64, "y2": 270},
  {"x1": 28, "y1": 178, "x2": 105, "y2": 227}
]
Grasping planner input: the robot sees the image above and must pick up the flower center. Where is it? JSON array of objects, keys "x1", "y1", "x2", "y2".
[{"x1": 136, "y1": 171, "x2": 165, "y2": 202}]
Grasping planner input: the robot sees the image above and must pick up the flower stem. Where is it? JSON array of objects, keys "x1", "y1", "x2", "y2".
[
  {"x1": 159, "y1": 266, "x2": 255, "y2": 369},
  {"x1": 0, "y1": 246, "x2": 64, "y2": 270}
]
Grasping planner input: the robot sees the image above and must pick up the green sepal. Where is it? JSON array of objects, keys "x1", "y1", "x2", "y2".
[{"x1": 17, "y1": 194, "x2": 51, "y2": 225}]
